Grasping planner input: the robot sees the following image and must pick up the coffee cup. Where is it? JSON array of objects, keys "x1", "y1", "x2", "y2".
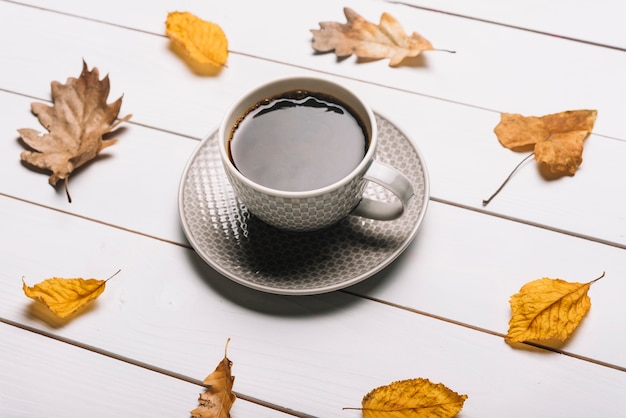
[{"x1": 218, "y1": 76, "x2": 414, "y2": 232}]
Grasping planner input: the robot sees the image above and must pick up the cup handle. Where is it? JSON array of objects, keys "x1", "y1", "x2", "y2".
[{"x1": 351, "y1": 160, "x2": 414, "y2": 221}]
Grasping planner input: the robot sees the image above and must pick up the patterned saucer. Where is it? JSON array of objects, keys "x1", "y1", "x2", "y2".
[{"x1": 178, "y1": 114, "x2": 429, "y2": 295}]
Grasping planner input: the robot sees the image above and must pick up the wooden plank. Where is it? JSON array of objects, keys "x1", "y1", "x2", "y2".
[
  {"x1": 0, "y1": 197, "x2": 624, "y2": 416},
  {"x1": 388, "y1": 0, "x2": 626, "y2": 50},
  {"x1": 0, "y1": 322, "x2": 295, "y2": 417}
]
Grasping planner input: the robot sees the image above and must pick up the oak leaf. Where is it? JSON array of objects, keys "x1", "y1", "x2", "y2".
[
  {"x1": 22, "y1": 274, "x2": 114, "y2": 319},
  {"x1": 311, "y1": 8, "x2": 434, "y2": 66},
  {"x1": 357, "y1": 378, "x2": 467, "y2": 418},
  {"x1": 191, "y1": 339, "x2": 236, "y2": 418},
  {"x1": 165, "y1": 11, "x2": 228, "y2": 67},
  {"x1": 494, "y1": 110, "x2": 597, "y2": 176},
  {"x1": 506, "y1": 273, "x2": 603, "y2": 343},
  {"x1": 18, "y1": 61, "x2": 131, "y2": 202}
]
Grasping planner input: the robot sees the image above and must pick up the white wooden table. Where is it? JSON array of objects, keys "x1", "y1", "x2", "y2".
[{"x1": 1, "y1": 1, "x2": 625, "y2": 416}]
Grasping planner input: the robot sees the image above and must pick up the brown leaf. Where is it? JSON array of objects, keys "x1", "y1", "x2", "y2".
[
  {"x1": 356, "y1": 378, "x2": 467, "y2": 418},
  {"x1": 311, "y1": 8, "x2": 434, "y2": 66},
  {"x1": 191, "y1": 339, "x2": 236, "y2": 418},
  {"x1": 506, "y1": 273, "x2": 603, "y2": 343},
  {"x1": 494, "y1": 110, "x2": 597, "y2": 175},
  {"x1": 18, "y1": 61, "x2": 132, "y2": 201}
]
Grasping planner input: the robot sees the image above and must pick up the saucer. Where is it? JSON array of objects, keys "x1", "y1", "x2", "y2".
[{"x1": 178, "y1": 114, "x2": 429, "y2": 295}]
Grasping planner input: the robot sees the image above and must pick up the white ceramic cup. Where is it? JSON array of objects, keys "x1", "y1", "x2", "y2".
[{"x1": 218, "y1": 76, "x2": 414, "y2": 232}]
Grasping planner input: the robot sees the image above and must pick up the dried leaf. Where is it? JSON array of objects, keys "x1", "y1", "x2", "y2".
[
  {"x1": 18, "y1": 61, "x2": 131, "y2": 202},
  {"x1": 165, "y1": 11, "x2": 228, "y2": 67},
  {"x1": 494, "y1": 110, "x2": 597, "y2": 176},
  {"x1": 506, "y1": 273, "x2": 604, "y2": 343},
  {"x1": 23, "y1": 276, "x2": 107, "y2": 318},
  {"x1": 311, "y1": 7, "x2": 434, "y2": 66},
  {"x1": 359, "y1": 378, "x2": 467, "y2": 418},
  {"x1": 191, "y1": 339, "x2": 236, "y2": 418}
]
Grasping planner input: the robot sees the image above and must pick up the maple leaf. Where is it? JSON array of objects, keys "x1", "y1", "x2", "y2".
[
  {"x1": 165, "y1": 11, "x2": 229, "y2": 67},
  {"x1": 506, "y1": 273, "x2": 604, "y2": 344},
  {"x1": 483, "y1": 109, "x2": 597, "y2": 205},
  {"x1": 346, "y1": 378, "x2": 467, "y2": 418},
  {"x1": 18, "y1": 61, "x2": 131, "y2": 202},
  {"x1": 191, "y1": 339, "x2": 236, "y2": 418},
  {"x1": 311, "y1": 8, "x2": 435, "y2": 66},
  {"x1": 22, "y1": 270, "x2": 119, "y2": 319}
]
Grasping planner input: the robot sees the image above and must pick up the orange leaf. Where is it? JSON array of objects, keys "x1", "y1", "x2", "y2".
[
  {"x1": 494, "y1": 109, "x2": 597, "y2": 176},
  {"x1": 191, "y1": 339, "x2": 236, "y2": 418},
  {"x1": 165, "y1": 11, "x2": 228, "y2": 67},
  {"x1": 23, "y1": 276, "x2": 107, "y2": 318},
  {"x1": 506, "y1": 273, "x2": 603, "y2": 343},
  {"x1": 357, "y1": 378, "x2": 467, "y2": 417},
  {"x1": 311, "y1": 8, "x2": 434, "y2": 66}
]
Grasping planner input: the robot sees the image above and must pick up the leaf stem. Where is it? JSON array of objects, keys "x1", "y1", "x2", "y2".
[
  {"x1": 590, "y1": 271, "x2": 605, "y2": 284},
  {"x1": 105, "y1": 269, "x2": 122, "y2": 282},
  {"x1": 482, "y1": 153, "x2": 534, "y2": 206},
  {"x1": 64, "y1": 178, "x2": 72, "y2": 203}
]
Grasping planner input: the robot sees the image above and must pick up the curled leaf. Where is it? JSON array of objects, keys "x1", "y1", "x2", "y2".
[
  {"x1": 311, "y1": 8, "x2": 435, "y2": 66},
  {"x1": 191, "y1": 339, "x2": 236, "y2": 418},
  {"x1": 18, "y1": 61, "x2": 131, "y2": 202},
  {"x1": 358, "y1": 378, "x2": 467, "y2": 417},
  {"x1": 22, "y1": 276, "x2": 108, "y2": 318},
  {"x1": 494, "y1": 109, "x2": 597, "y2": 176},
  {"x1": 165, "y1": 11, "x2": 228, "y2": 67},
  {"x1": 506, "y1": 273, "x2": 603, "y2": 343}
]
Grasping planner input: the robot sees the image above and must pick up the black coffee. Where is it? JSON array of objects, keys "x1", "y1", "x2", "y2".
[{"x1": 229, "y1": 91, "x2": 368, "y2": 192}]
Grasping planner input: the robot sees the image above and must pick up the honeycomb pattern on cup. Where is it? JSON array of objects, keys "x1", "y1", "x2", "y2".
[{"x1": 179, "y1": 114, "x2": 429, "y2": 294}]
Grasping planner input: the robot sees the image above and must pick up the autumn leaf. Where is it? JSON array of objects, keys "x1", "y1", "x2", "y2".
[
  {"x1": 22, "y1": 270, "x2": 119, "y2": 319},
  {"x1": 483, "y1": 109, "x2": 597, "y2": 205},
  {"x1": 506, "y1": 273, "x2": 604, "y2": 344},
  {"x1": 191, "y1": 339, "x2": 236, "y2": 418},
  {"x1": 311, "y1": 8, "x2": 437, "y2": 66},
  {"x1": 165, "y1": 11, "x2": 228, "y2": 67},
  {"x1": 18, "y1": 61, "x2": 132, "y2": 202},
  {"x1": 347, "y1": 378, "x2": 467, "y2": 418}
]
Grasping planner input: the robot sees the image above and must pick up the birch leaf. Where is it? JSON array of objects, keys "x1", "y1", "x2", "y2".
[
  {"x1": 18, "y1": 61, "x2": 131, "y2": 202},
  {"x1": 359, "y1": 378, "x2": 467, "y2": 418},
  {"x1": 191, "y1": 339, "x2": 236, "y2": 418},
  {"x1": 506, "y1": 273, "x2": 603, "y2": 343},
  {"x1": 165, "y1": 11, "x2": 228, "y2": 67},
  {"x1": 22, "y1": 276, "x2": 107, "y2": 319},
  {"x1": 311, "y1": 8, "x2": 435, "y2": 66}
]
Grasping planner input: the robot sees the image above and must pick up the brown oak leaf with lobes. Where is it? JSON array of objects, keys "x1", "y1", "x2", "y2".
[
  {"x1": 311, "y1": 8, "x2": 436, "y2": 66},
  {"x1": 18, "y1": 61, "x2": 132, "y2": 202}
]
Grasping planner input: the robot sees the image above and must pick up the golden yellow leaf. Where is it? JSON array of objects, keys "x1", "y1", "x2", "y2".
[
  {"x1": 506, "y1": 273, "x2": 603, "y2": 343},
  {"x1": 359, "y1": 378, "x2": 467, "y2": 418},
  {"x1": 22, "y1": 276, "x2": 107, "y2": 319},
  {"x1": 311, "y1": 8, "x2": 435, "y2": 66},
  {"x1": 494, "y1": 109, "x2": 597, "y2": 176},
  {"x1": 18, "y1": 61, "x2": 131, "y2": 202},
  {"x1": 191, "y1": 339, "x2": 236, "y2": 418},
  {"x1": 165, "y1": 11, "x2": 228, "y2": 67}
]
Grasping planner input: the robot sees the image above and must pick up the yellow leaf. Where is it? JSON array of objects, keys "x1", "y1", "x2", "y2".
[
  {"x1": 506, "y1": 273, "x2": 603, "y2": 343},
  {"x1": 311, "y1": 8, "x2": 435, "y2": 66},
  {"x1": 22, "y1": 276, "x2": 107, "y2": 319},
  {"x1": 191, "y1": 339, "x2": 236, "y2": 418},
  {"x1": 360, "y1": 378, "x2": 467, "y2": 418},
  {"x1": 165, "y1": 11, "x2": 228, "y2": 67}
]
